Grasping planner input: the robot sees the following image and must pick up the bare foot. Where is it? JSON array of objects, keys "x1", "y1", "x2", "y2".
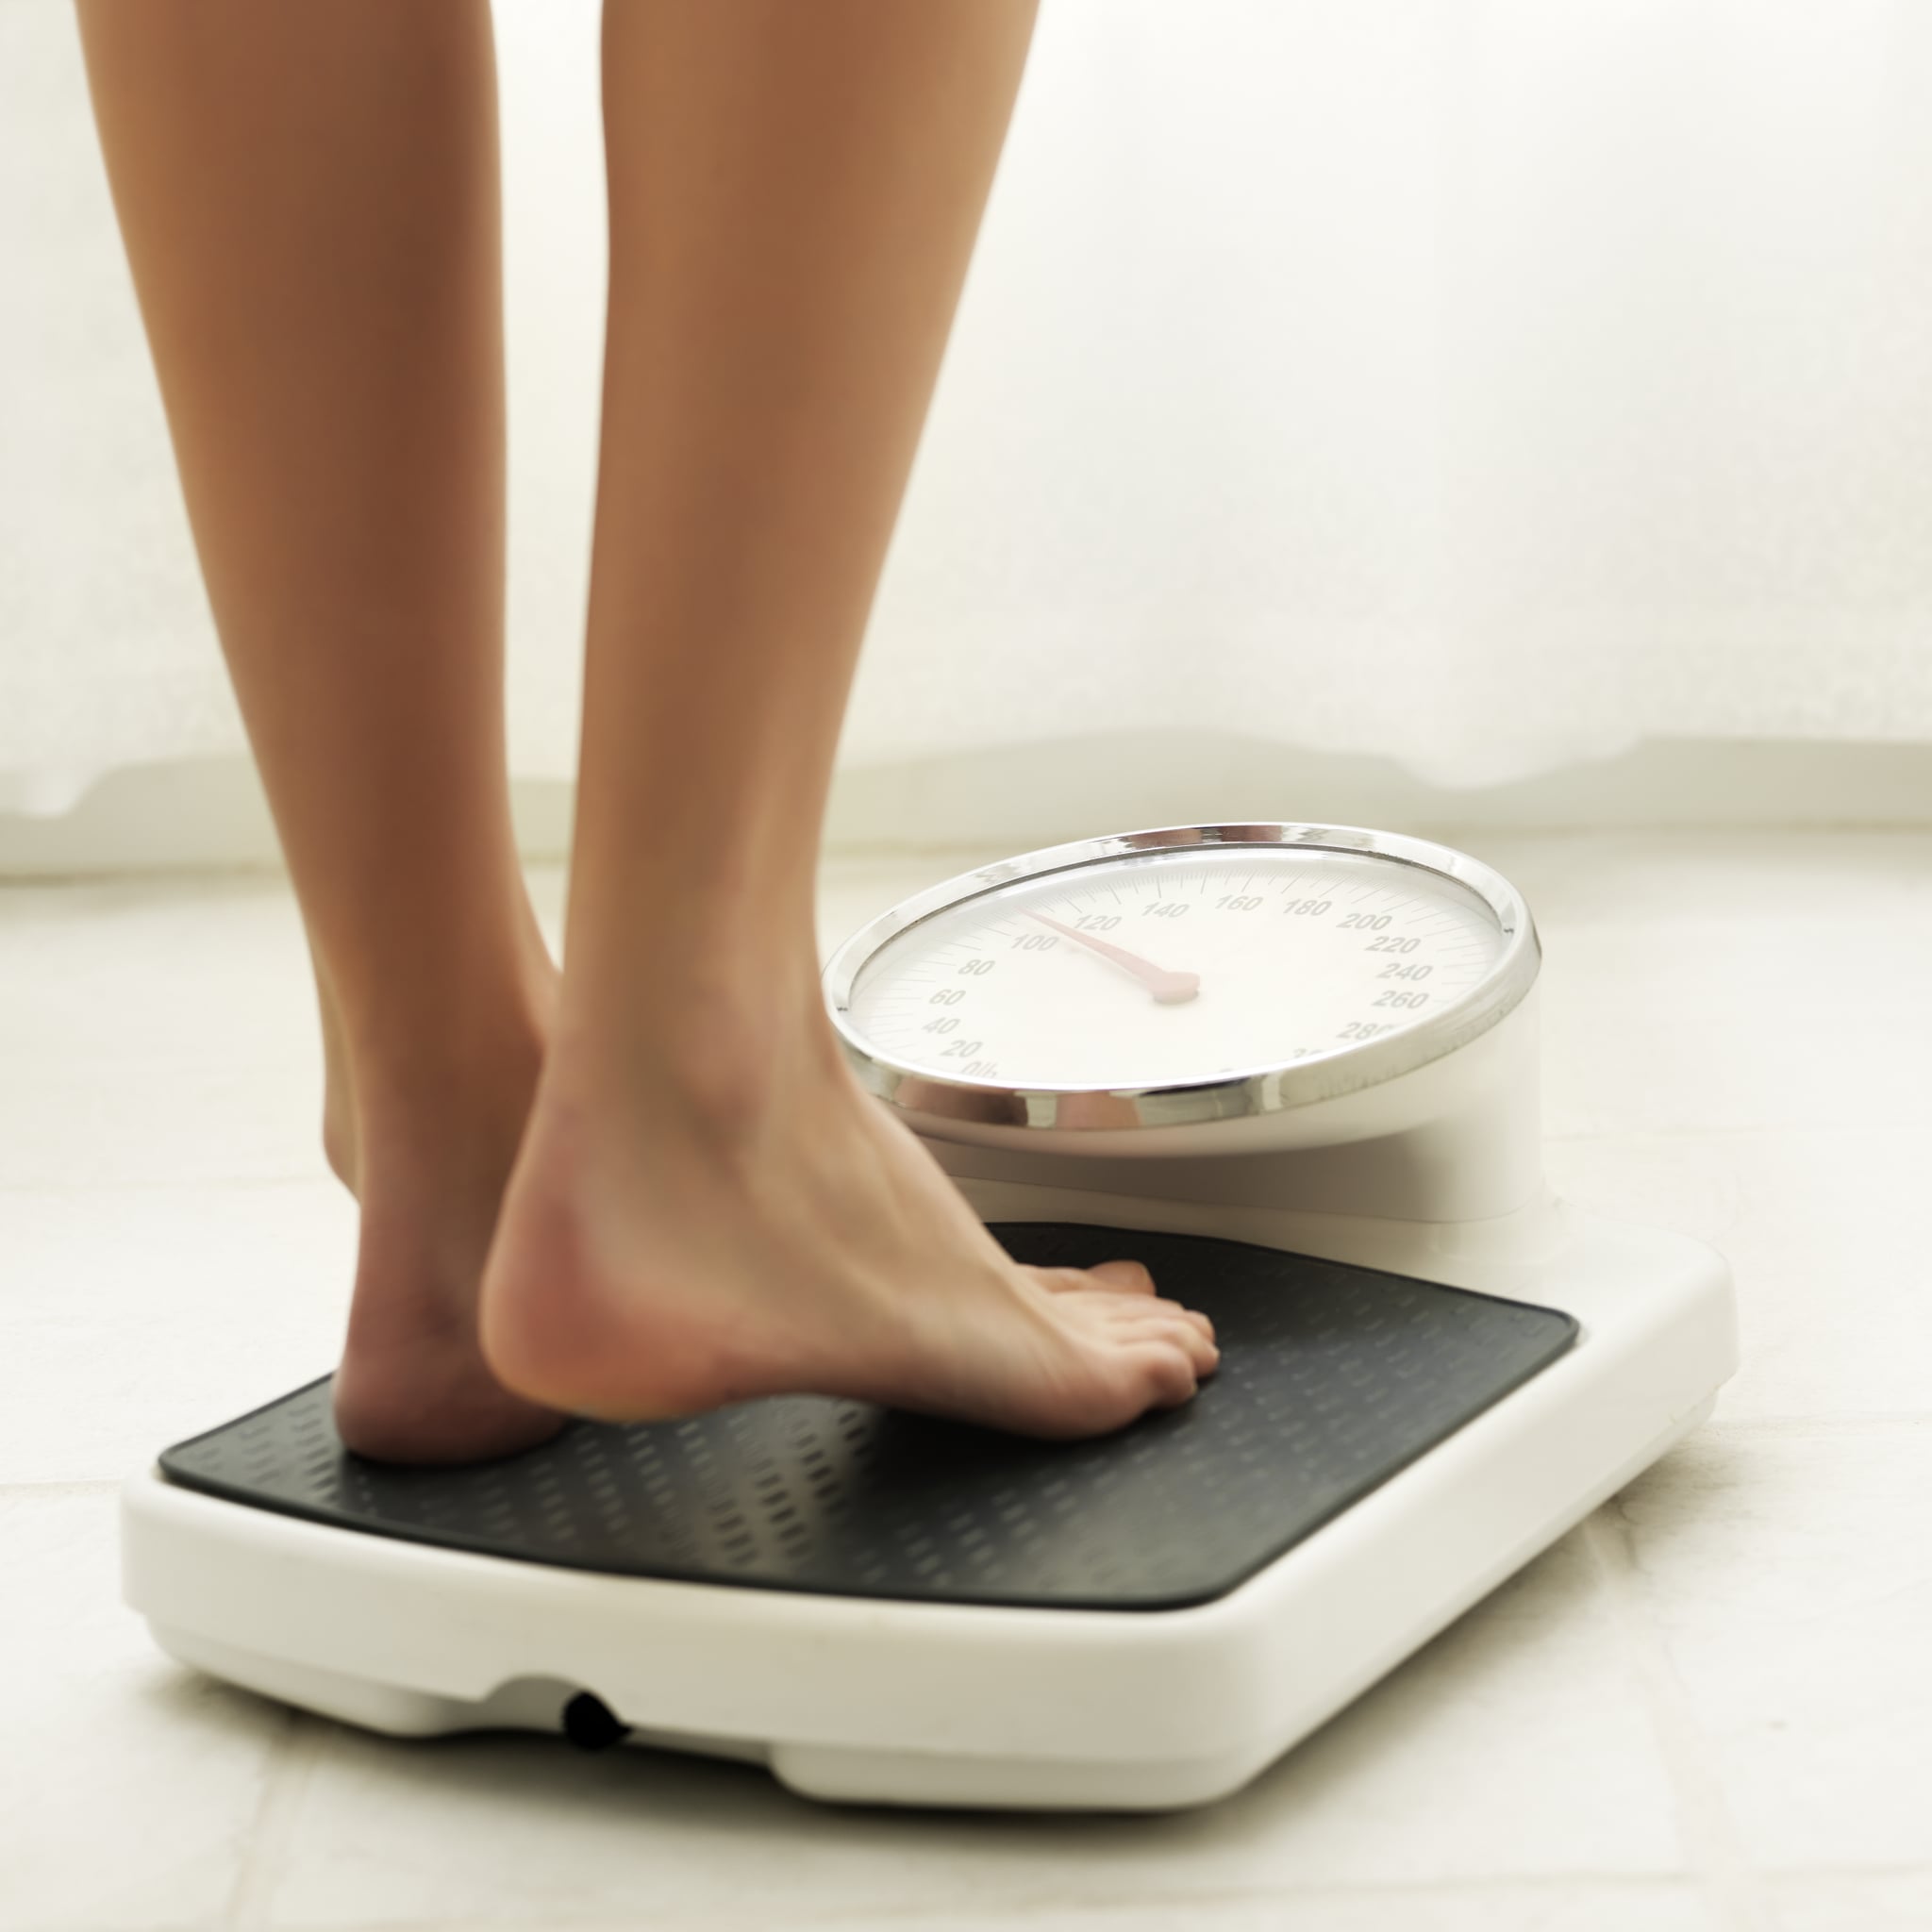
[
  {"x1": 479, "y1": 1033, "x2": 1217, "y2": 1440},
  {"x1": 332, "y1": 1132, "x2": 566, "y2": 1464},
  {"x1": 327, "y1": 924, "x2": 568, "y2": 1465}
]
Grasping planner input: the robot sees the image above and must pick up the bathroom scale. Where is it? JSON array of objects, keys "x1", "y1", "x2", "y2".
[{"x1": 124, "y1": 824, "x2": 1736, "y2": 1810}]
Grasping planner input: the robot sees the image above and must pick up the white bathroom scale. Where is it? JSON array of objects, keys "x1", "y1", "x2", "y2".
[{"x1": 124, "y1": 824, "x2": 1736, "y2": 1810}]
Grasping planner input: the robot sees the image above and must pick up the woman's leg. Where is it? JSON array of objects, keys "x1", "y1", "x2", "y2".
[
  {"x1": 75, "y1": 0, "x2": 559, "y2": 1461},
  {"x1": 481, "y1": 0, "x2": 1216, "y2": 1437}
]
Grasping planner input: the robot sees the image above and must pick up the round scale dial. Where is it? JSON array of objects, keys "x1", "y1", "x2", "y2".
[{"x1": 825, "y1": 827, "x2": 1538, "y2": 1133}]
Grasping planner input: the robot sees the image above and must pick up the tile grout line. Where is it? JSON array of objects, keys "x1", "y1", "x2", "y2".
[
  {"x1": 768, "y1": 1871, "x2": 1711, "y2": 1928},
  {"x1": 1582, "y1": 1506, "x2": 1774, "y2": 1932},
  {"x1": 222, "y1": 1708, "x2": 328, "y2": 1932},
  {"x1": 1699, "y1": 1413, "x2": 1932, "y2": 1435},
  {"x1": 247, "y1": 1874, "x2": 1730, "y2": 1932}
]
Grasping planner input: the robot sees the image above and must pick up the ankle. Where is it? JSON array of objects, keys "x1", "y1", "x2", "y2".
[
  {"x1": 549, "y1": 946, "x2": 839, "y2": 1151},
  {"x1": 345, "y1": 999, "x2": 545, "y2": 1174}
]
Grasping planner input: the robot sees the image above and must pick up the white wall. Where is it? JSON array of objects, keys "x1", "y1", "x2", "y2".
[{"x1": 6, "y1": 0, "x2": 1932, "y2": 873}]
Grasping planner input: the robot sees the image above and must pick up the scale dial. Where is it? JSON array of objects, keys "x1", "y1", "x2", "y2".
[{"x1": 824, "y1": 825, "x2": 1539, "y2": 1137}]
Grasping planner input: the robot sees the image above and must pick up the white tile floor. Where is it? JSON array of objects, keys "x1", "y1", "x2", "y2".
[{"x1": 3, "y1": 834, "x2": 1927, "y2": 1932}]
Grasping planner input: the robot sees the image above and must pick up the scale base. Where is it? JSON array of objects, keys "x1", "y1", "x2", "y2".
[{"x1": 123, "y1": 1211, "x2": 1733, "y2": 1811}]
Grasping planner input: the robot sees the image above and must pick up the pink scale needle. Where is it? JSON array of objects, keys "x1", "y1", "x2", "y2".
[{"x1": 1027, "y1": 911, "x2": 1200, "y2": 1005}]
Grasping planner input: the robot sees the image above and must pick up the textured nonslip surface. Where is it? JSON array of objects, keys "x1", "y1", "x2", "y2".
[{"x1": 158, "y1": 1224, "x2": 1576, "y2": 1612}]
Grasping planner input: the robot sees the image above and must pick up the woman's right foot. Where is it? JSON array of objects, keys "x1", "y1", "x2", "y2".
[
  {"x1": 479, "y1": 1024, "x2": 1217, "y2": 1441},
  {"x1": 326, "y1": 913, "x2": 568, "y2": 1465},
  {"x1": 330, "y1": 1060, "x2": 566, "y2": 1467}
]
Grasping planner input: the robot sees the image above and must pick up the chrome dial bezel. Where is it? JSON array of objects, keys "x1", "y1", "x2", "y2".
[{"x1": 824, "y1": 824, "x2": 1541, "y2": 1134}]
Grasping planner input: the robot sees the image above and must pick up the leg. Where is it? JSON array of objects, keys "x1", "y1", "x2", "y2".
[
  {"x1": 306, "y1": 931, "x2": 358, "y2": 1191},
  {"x1": 482, "y1": 0, "x2": 1216, "y2": 1435},
  {"x1": 76, "y1": 0, "x2": 559, "y2": 1460}
]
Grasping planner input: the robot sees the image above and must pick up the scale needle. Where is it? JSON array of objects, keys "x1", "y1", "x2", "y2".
[{"x1": 1027, "y1": 911, "x2": 1200, "y2": 1004}]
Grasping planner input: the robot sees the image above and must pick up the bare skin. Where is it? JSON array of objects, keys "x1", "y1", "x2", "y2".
[
  {"x1": 79, "y1": 0, "x2": 1215, "y2": 1459},
  {"x1": 76, "y1": 1, "x2": 560, "y2": 1462}
]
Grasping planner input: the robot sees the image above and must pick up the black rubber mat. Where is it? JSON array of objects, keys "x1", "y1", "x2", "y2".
[{"x1": 159, "y1": 1224, "x2": 1576, "y2": 1611}]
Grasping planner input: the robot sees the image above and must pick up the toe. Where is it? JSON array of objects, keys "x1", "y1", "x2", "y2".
[
  {"x1": 1180, "y1": 1322, "x2": 1221, "y2": 1376},
  {"x1": 1136, "y1": 1341, "x2": 1201, "y2": 1410},
  {"x1": 1147, "y1": 1294, "x2": 1212, "y2": 1339},
  {"x1": 1031, "y1": 1260, "x2": 1157, "y2": 1298},
  {"x1": 1120, "y1": 1308, "x2": 1220, "y2": 1377},
  {"x1": 1094, "y1": 1294, "x2": 1215, "y2": 1345},
  {"x1": 1090, "y1": 1258, "x2": 1157, "y2": 1294}
]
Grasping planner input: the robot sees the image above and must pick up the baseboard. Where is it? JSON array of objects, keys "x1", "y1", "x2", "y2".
[{"x1": 2, "y1": 737, "x2": 1929, "y2": 879}]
